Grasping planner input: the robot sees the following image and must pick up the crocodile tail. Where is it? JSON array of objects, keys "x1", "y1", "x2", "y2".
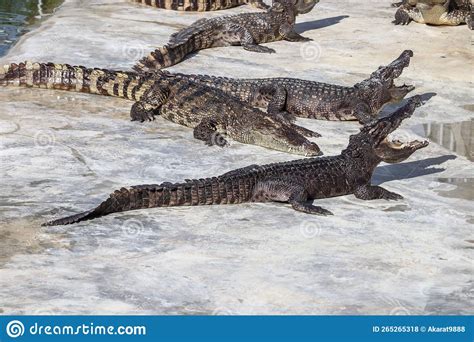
[
  {"x1": 133, "y1": 42, "x2": 198, "y2": 71},
  {"x1": 133, "y1": 0, "x2": 242, "y2": 11},
  {"x1": 0, "y1": 61, "x2": 147, "y2": 100},
  {"x1": 133, "y1": 18, "x2": 217, "y2": 71},
  {"x1": 42, "y1": 176, "x2": 254, "y2": 226}
]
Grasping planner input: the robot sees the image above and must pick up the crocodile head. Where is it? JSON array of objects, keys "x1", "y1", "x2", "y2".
[
  {"x1": 295, "y1": 0, "x2": 319, "y2": 14},
  {"x1": 345, "y1": 96, "x2": 429, "y2": 164},
  {"x1": 236, "y1": 115, "x2": 322, "y2": 156},
  {"x1": 355, "y1": 50, "x2": 415, "y2": 116}
]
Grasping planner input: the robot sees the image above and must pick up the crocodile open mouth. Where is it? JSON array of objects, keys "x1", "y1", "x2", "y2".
[
  {"x1": 384, "y1": 138, "x2": 429, "y2": 150},
  {"x1": 373, "y1": 50, "x2": 413, "y2": 85},
  {"x1": 389, "y1": 81, "x2": 416, "y2": 101},
  {"x1": 376, "y1": 137, "x2": 429, "y2": 163}
]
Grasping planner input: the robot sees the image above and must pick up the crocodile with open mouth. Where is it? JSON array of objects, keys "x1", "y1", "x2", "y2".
[
  {"x1": 179, "y1": 50, "x2": 416, "y2": 124},
  {"x1": 42, "y1": 96, "x2": 429, "y2": 226}
]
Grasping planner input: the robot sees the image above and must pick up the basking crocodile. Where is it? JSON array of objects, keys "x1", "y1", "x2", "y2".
[
  {"x1": 393, "y1": 0, "x2": 473, "y2": 29},
  {"x1": 133, "y1": 0, "x2": 269, "y2": 11},
  {"x1": 178, "y1": 50, "x2": 416, "y2": 124},
  {"x1": 42, "y1": 96, "x2": 429, "y2": 226},
  {"x1": 0, "y1": 62, "x2": 321, "y2": 155},
  {"x1": 134, "y1": 0, "x2": 319, "y2": 71}
]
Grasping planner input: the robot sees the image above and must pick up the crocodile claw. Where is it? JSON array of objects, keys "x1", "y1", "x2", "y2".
[{"x1": 382, "y1": 191, "x2": 404, "y2": 201}]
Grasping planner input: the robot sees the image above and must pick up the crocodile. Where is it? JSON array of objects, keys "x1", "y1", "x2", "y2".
[
  {"x1": 393, "y1": 0, "x2": 473, "y2": 29},
  {"x1": 0, "y1": 61, "x2": 321, "y2": 155},
  {"x1": 133, "y1": 0, "x2": 269, "y2": 11},
  {"x1": 134, "y1": 0, "x2": 319, "y2": 71},
  {"x1": 177, "y1": 50, "x2": 416, "y2": 124},
  {"x1": 42, "y1": 96, "x2": 429, "y2": 226}
]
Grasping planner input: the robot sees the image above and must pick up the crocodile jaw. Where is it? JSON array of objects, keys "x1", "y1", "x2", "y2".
[
  {"x1": 295, "y1": 0, "x2": 319, "y2": 14},
  {"x1": 375, "y1": 138, "x2": 429, "y2": 163}
]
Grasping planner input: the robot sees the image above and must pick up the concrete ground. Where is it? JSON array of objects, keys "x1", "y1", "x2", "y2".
[{"x1": 0, "y1": 0, "x2": 472, "y2": 315}]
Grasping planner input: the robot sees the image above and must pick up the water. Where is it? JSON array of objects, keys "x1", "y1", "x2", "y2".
[
  {"x1": 0, "y1": 0, "x2": 63, "y2": 57},
  {"x1": 436, "y1": 178, "x2": 473, "y2": 201},
  {"x1": 416, "y1": 119, "x2": 474, "y2": 161}
]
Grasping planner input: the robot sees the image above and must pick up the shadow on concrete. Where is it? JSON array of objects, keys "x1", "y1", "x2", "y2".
[
  {"x1": 419, "y1": 92, "x2": 437, "y2": 103},
  {"x1": 296, "y1": 15, "x2": 349, "y2": 33},
  {"x1": 373, "y1": 154, "x2": 457, "y2": 185}
]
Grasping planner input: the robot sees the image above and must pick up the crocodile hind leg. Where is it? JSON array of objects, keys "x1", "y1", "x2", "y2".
[
  {"x1": 255, "y1": 87, "x2": 322, "y2": 137},
  {"x1": 223, "y1": 24, "x2": 276, "y2": 53},
  {"x1": 393, "y1": 6, "x2": 424, "y2": 25},
  {"x1": 253, "y1": 181, "x2": 333, "y2": 215},
  {"x1": 354, "y1": 185, "x2": 403, "y2": 201},
  {"x1": 258, "y1": 85, "x2": 297, "y2": 123},
  {"x1": 130, "y1": 84, "x2": 169, "y2": 122},
  {"x1": 193, "y1": 117, "x2": 228, "y2": 147},
  {"x1": 131, "y1": 102, "x2": 158, "y2": 122}
]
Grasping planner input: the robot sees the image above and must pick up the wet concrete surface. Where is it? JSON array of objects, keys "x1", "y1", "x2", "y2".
[{"x1": 0, "y1": 0, "x2": 472, "y2": 315}]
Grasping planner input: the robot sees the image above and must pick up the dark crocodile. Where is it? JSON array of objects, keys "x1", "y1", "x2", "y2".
[
  {"x1": 179, "y1": 50, "x2": 416, "y2": 124},
  {"x1": 42, "y1": 96, "x2": 429, "y2": 226},
  {"x1": 133, "y1": 0, "x2": 269, "y2": 11},
  {"x1": 393, "y1": 0, "x2": 473, "y2": 29},
  {"x1": 0, "y1": 61, "x2": 321, "y2": 155},
  {"x1": 133, "y1": 0, "x2": 319, "y2": 71}
]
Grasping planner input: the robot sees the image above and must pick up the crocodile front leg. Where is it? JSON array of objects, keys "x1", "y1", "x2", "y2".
[
  {"x1": 279, "y1": 23, "x2": 312, "y2": 42},
  {"x1": 393, "y1": 6, "x2": 424, "y2": 25},
  {"x1": 253, "y1": 180, "x2": 333, "y2": 215},
  {"x1": 352, "y1": 102, "x2": 374, "y2": 124},
  {"x1": 224, "y1": 24, "x2": 276, "y2": 53},
  {"x1": 354, "y1": 185, "x2": 404, "y2": 200},
  {"x1": 193, "y1": 117, "x2": 228, "y2": 147},
  {"x1": 290, "y1": 199, "x2": 333, "y2": 215}
]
